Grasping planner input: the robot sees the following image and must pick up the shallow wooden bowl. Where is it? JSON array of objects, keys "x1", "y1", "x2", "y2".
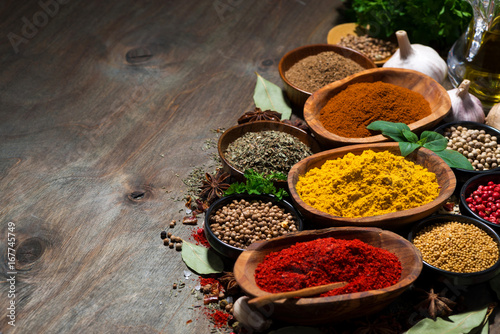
[
  {"x1": 288, "y1": 142, "x2": 456, "y2": 229},
  {"x1": 304, "y1": 67, "x2": 451, "y2": 149},
  {"x1": 278, "y1": 44, "x2": 376, "y2": 107},
  {"x1": 218, "y1": 121, "x2": 321, "y2": 185},
  {"x1": 234, "y1": 226, "x2": 423, "y2": 325}
]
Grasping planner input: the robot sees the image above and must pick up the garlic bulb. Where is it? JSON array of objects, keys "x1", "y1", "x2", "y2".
[
  {"x1": 486, "y1": 103, "x2": 500, "y2": 129},
  {"x1": 383, "y1": 30, "x2": 447, "y2": 83},
  {"x1": 233, "y1": 296, "x2": 272, "y2": 332},
  {"x1": 444, "y1": 80, "x2": 485, "y2": 123}
]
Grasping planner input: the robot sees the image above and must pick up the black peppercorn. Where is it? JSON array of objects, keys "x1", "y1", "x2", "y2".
[{"x1": 160, "y1": 230, "x2": 167, "y2": 239}]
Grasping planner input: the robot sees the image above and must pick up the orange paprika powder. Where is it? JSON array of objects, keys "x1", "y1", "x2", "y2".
[{"x1": 319, "y1": 81, "x2": 431, "y2": 138}]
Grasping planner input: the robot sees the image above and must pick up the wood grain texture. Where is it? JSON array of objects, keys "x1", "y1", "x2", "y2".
[
  {"x1": 234, "y1": 226, "x2": 422, "y2": 325},
  {"x1": 0, "y1": 0, "x2": 342, "y2": 333},
  {"x1": 288, "y1": 143, "x2": 456, "y2": 229},
  {"x1": 304, "y1": 67, "x2": 452, "y2": 148}
]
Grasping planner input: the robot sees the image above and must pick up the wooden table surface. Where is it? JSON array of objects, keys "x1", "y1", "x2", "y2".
[{"x1": 1, "y1": 1, "x2": 498, "y2": 333}]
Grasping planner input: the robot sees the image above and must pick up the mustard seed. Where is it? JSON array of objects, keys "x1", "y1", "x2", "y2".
[{"x1": 412, "y1": 221, "x2": 499, "y2": 273}]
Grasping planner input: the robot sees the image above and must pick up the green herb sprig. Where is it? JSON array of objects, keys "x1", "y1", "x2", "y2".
[
  {"x1": 366, "y1": 121, "x2": 473, "y2": 170},
  {"x1": 345, "y1": 0, "x2": 472, "y2": 51},
  {"x1": 224, "y1": 169, "x2": 288, "y2": 200}
]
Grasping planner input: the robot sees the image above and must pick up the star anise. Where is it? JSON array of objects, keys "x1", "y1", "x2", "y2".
[
  {"x1": 415, "y1": 288, "x2": 456, "y2": 320},
  {"x1": 237, "y1": 107, "x2": 282, "y2": 124},
  {"x1": 199, "y1": 169, "x2": 230, "y2": 203},
  {"x1": 219, "y1": 271, "x2": 239, "y2": 295}
]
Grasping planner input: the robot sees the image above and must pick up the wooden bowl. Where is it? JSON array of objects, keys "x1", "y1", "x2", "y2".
[
  {"x1": 234, "y1": 226, "x2": 423, "y2": 325},
  {"x1": 326, "y1": 22, "x2": 396, "y2": 66},
  {"x1": 218, "y1": 121, "x2": 322, "y2": 185},
  {"x1": 204, "y1": 193, "x2": 304, "y2": 260},
  {"x1": 304, "y1": 67, "x2": 451, "y2": 149},
  {"x1": 278, "y1": 44, "x2": 376, "y2": 107},
  {"x1": 288, "y1": 142, "x2": 456, "y2": 229},
  {"x1": 433, "y1": 121, "x2": 500, "y2": 188},
  {"x1": 408, "y1": 214, "x2": 500, "y2": 286}
]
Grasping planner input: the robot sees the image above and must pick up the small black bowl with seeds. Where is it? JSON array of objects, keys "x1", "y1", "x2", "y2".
[
  {"x1": 204, "y1": 193, "x2": 304, "y2": 259},
  {"x1": 434, "y1": 121, "x2": 500, "y2": 187}
]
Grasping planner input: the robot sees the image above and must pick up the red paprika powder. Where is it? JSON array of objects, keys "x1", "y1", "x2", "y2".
[
  {"x1": 319, "y1": 81, "x2": 431, "y2": 138},
  {"x1": 254, "y1": 237, "x2": 401, "y2": 297}
]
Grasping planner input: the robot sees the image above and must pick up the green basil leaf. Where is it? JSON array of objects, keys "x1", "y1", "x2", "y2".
[
  {"x1": 399, "y1": 142, "x2": 421, "y2": 157},
  {"x1": 181, "y1": 240, "x2": 224, "y2": 275},
  {"x1": 269, "y1": 326, "x2": 323, "y2": 334},
  {"x1": 366, "y1": 121, "x2": 410, "y2": 142},
  {"x1": 421, "y1": 131, "x2": 448, "y2": 152},
  {"x1": 402, "y1": 129, "x2": 419, "y2": 143},
  {"x1": 435, "y1": 149, "x2": 474, "y2": 170},
  {"x1": 406, "y1": 306, "x2": 489, "y2": 334},
  {"x1": 253, "y1": 72, "x2": 292, "y2": 120}
]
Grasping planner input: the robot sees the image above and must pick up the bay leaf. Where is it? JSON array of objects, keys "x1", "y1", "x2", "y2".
[
  {"x1": 269, "y1": 326, "x2": 323, "y2": 334},
  {"x1": 406, "y1": 306, "x2": 488, "y2": 334},
  {"x1": 181, "y1": 240, "x2": 224, "y2": 275},
  {"x1": 253, "y1": 72, "x2": 292, "y2": 120}
]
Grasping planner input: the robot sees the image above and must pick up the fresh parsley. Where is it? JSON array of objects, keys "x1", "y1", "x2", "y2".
[
  {"x1": 366, "y1": 121, "x2": 474, "y2": 170},
  {"x1": 224, "y1": 169, "x2": 289, "y2": 200},
  {"x1": 345, "y1": 0, "x2": 472, "y2": 51}
]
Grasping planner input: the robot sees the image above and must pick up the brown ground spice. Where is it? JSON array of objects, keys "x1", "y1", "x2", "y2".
[
  {"x1": 285, "y1": 51, "x2": 365, "y2": 93},
  {"x1": 319, "y1": 81, "x2": 432, "y2": 138}
]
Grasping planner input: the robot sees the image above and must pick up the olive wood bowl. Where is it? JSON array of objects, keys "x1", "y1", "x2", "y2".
[
  {"x1": 234, "y1": 226, "x2": 423, "y2": 325},
  {"x1": 218, "y1": 121, "x2": 322, "y2": 186},
  {"x1": 288, "y1": 142, "x2": 456, "y2": 229},
  {"x1": 408, "y1": 214, "x2": 500, "y2": 286},
  {"x1": 278, "y1": 44, "x2": 376, "y2": 107},
  {"x1": 303, "y1": 67, "x2": 452, "y2": 149}
]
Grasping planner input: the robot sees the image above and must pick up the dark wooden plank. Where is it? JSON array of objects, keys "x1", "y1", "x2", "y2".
[{"x1": 0, "y1": 1, "x2": 342, "y2": 333}]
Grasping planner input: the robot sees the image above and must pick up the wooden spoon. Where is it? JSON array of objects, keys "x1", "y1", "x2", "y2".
[{"x1": 247, "y1": 281, "x2": 348, "y2": 308}]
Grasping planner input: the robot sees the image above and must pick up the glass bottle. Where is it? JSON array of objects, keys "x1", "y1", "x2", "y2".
[{"x1": 447, "y1": 0, "x2": 500, "y2": 107}]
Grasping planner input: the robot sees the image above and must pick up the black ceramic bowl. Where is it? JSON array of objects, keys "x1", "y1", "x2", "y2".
[
  {"x1": 434, "y1": 121, "x2": 500, "y2": 187},
  {"x1": 460, "y1": 171, "x2": 500, "y2": 231},
  {"x1": 204, "y1": 194, "x2": 304, "y2": 259},
  {"x1": 408, "y1": 214, "x2": 500, "y2": 285}
]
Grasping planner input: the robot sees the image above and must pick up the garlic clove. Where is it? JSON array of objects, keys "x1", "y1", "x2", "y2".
[
  {"x1": 383, "y1": 30, "x2": 447, "y2": 83},
  {"x1": 233, "y1": 296, "x2": 272, "y2": 332},
  {"x1": 485, "y1": 103, "x2": 500, "y2": 129},
  {"x1": 444, "y1": 79, "x2": 485, "y2": 123}
]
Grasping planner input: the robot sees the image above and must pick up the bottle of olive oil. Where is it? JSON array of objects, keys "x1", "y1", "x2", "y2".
[{"x1": 463, "y1": 15, "x2": 500, "y2": 105}]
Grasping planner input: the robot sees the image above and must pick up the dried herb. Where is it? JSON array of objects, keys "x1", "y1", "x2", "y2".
[
  {"x1": 224, "y1": 130, "x2": 313, "y2": 176},
  {"x1": 237, "y1": 107, "x2": 281, "y2": 124},
  {"x1": 254, "y1": 72, "x2": 291, "y2": 120},
  {"x1": 225, "y1": 169, "x2": 288, "y2": 200}
]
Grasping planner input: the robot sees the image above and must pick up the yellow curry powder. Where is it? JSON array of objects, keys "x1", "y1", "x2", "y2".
[{"x1": 296, "y1": 150, "x2": 440, "y2": 218}]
